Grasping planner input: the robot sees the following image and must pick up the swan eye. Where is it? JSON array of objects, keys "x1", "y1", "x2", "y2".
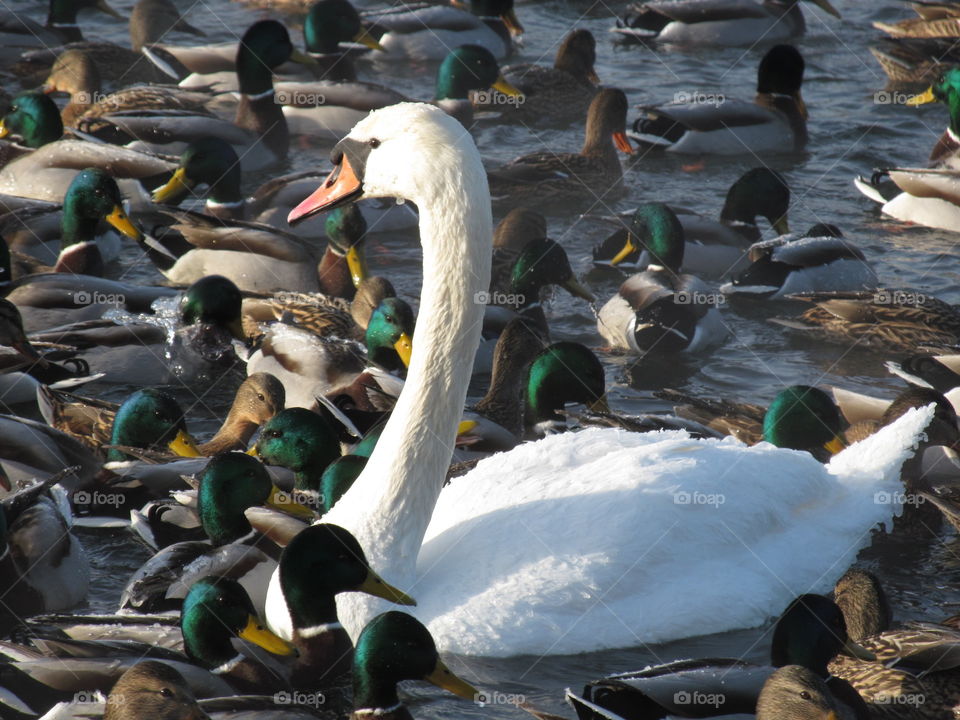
[{"x1": 368, "y1": 138, "x2": 380, "y2": 149}]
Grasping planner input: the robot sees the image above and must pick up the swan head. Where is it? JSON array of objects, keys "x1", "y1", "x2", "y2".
[{"x1": 288, "y1": 103, "x2": 485, "y2": 224}]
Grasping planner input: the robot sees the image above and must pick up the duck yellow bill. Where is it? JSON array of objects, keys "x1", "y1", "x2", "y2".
[
  {"x1": 561, "y1": 276, "x2": 594, "y2": 302},
  {"x1": 106, "y1": 205, "x2": 143, "y2": 241},
  {"x1": 907, "y1": 87, "x2": 936, "y2": 107},
  {"x1": 613, "y1": 131, "x2": 635, "y2": 155},
  {"x1": 394, "y1": 332, "x2": 413, "y2": 368},
  {"x1": 247, "y1": 443, "x2": 260, "y2": 457},
  {"x1": 423, "y1": 658, "x2": 478, "y2": 700},
  {"x1": 352, "y1": 27, "x2": 386, "y2": 52},
  {"x1": 823, "y1": 436, "x2": 845, "y2": 456},
  {"x1": 289, "y1": 48, "x2": 318, "y2": 66},
  {"x1": 153, "y1": 167, "x2": 194, "y2": 204},
  {"x1": 240, "y1": 615, "x2": 298, "y2": 656},
  {"x1": 841, "y1": 637, "x2": 876, "y2": 662},
  {"x1": 492, "y1": 76, "x2": 523, "y2": 98},
  {"x1": 501, "y1": 8, "x2": 524, "y2": 36},
  {"x1": 96, "y1": 0, "x2": 124, "y2": 20},
  {"x1": 810, "y1": 0, "x2": 840, "y2": 18},
  {"x1": 266, "y1": 485, "x2": 317, "y2": 520},
  {"x1": 0, "y1": 119, "x2": 8, "y2": 139},
  {"x1": 773, "y1": 216, "x2": 790, "y2": 235},
  {"x1": 457, "y1": 419, "x2": 478, "y2": 435},
  {"x1": 346, "y1": 245, "x2": 369, "y2": 287},
  {"x1": 168, "y1": 429, "x2": 202, "y2": 457},
  {"x1": 358, "y1": 570, "x2": 416, "y2": 605},
  {"x1": 824, "y1": 713, "x2": 838, "y2": 720},
  {"x1": 610, "y1": 233, "x2": 639, "y2": 266},
  {"x1": 289, "y1": 155, "x2": 363, "y2": 224}
]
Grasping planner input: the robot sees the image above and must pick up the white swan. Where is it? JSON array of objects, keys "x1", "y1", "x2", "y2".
[{"x1": 263, "y1": 102, "x2": 934, "y2": 657}]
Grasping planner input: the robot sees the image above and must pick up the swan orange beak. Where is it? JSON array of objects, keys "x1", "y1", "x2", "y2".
[
  {"x1": 613, "y1": 132, "x2": 634, "y2": 155},
  {"x1": 288, "y1": 155, "x2": 363, "y2": 225}
]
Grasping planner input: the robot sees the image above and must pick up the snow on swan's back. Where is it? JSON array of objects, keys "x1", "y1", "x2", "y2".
[{"x1": 417, "y1": 405, "x2": 932, "y2": 656}]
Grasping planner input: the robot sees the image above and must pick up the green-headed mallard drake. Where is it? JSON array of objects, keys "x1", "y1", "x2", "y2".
[
  {"x1": 523, "y1": 341, "x2": 607, "y2": 437},
  {"x1": 770, "y1": 290, "x2": 960, "y2": 352},
  {"x1": 612, "y1": 0, "x2": 839, "y2": 45},
  {"x1": 365, "y1": 0, "x2": 523, "y2": 60},
  {"x1": 596, "y1": 202, "x2": 728, "y2": 355},
  {"x1": 180, "y1": 576, "x2": 296, "y2": 693},
  {"x1": 78, "y1": 20, "x2": 316, "y2": 172},
  {"x1": 346, "y1": 612, "x2": 478, "y2": 718},
  {"x1": 245, "y1": 296, "x2": 415, "y2": 410},
  {"x1": 119, "y1": 451, "x2": 315, "y2": 614},
  {"x1": 591, "y1": 167, "x2": 791, "y2": 279},
  {"x1": 720, "y1": 225, "x2": 877, "y2": 300},
  {"x1": 632, "y1": 44, "x2": 808, "y2": 154},
  {"x1": 487, "y1": 88, "x2": 634, "y2": 211},
  {"x1": 280, "y1": 44, "x2": 521, "y2": 139},
  {"x1": 106, "y1": 388, "x2": 202, "y2": 463},
  {"x1": 0, "y1": 473, "x2": 89, "y2": 631},
  {"x1": 855, "y1": 67, "x2": 960, "y2": 231},
  {"x1": 149, "y1": 136, "x2": 417, "y2": 239},
  {"x1": 660, "y1": 384, "x2": 846, "y2": 459},
  {"x1": 39, "y1": 372, "x2": 284, "y2": 458},
  {"x1": 475, "y1": 28, "x2": 598, "y2": 124},
  {"x1": 757, "y1": 665, "x2": 857, "y2": 720},
  {"x1": 567, "y1": 593, "x2": 877, "y2": 720},
  {"x1": 0, "y1": 92, "x2": 177, "y2": 204}
]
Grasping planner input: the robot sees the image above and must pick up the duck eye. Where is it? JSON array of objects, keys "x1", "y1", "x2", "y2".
[
  {"x1": 257, "y1": 393, "x2": 266, "y2": 402},
  {"x1": 368, "y1": 138, "x2": 380, "y2": 148},
  {"x1": 160, "y1": 687, "x2": 174, "y2": 698},
  {"x1": 799, "y1": 691, "x2": 811, "y2": 700}
]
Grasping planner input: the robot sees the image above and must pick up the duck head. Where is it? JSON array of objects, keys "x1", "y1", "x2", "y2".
[
  {"x1": 252, "y1": 408, "x2": 342, "y2": 490},
  {"x1": 104, "y1": 661, "x2": 208, "y2": 720},
  {"x1": 434, "y1": 45, "x2": 521, "y2": 102},
  {"x1": 525, "y1": 342, "x2": 607, "y2": 428},
  {"x1": 325, "y1": 203, "x2": 369, "y2": 287},
  {"x1": 510, "y1": 238, "x2": 594, "y2": 309},
  {"x1": 756, "y1": 665, "x2": 843, "y2": 720},
  {"x1": 757, "y1": 45, "x2": 806, "y2": 119},
  {"x1": 584, "y1": 88, "x2": 633, "y2": 156},
  {"x1": 153, "y1": 137, "x2": 243, "y2": 209},
  {"x1": 108, "y1": 388, "x2": 201, "y2": 462},
  {"x1": 304, "y1": 0, "x2": 384, "y2": 54},
  {"x1": 470, "y1": 0, "x2": 523, "y2": 36},
  {"x1": 181, "y1": 577, "x2": 296, "y2": 670},
  {"x1": 352, "y1": 611, "x2": 478, "y2": 712},
  {"x1": 720, "y1": 167, "x2": 791, "y2": 236},
  {"x1": 179, "y1": 275, "x2": 245, "y2": 341},
  {"x1": 320, "y1": 455, "x2": 368, "y2": 514},
  {"x1": 365, "y1": 297, "x2": 415, "y2": 371},
  {"x1": 236, "y1": 20, "x2": 316, "y2": 96},
  {"x1": 611, "y1": 202, "x2": 685, "y2": 274},
  {"x1": 0, "y1": 92, "x2": 63, "y2": 148},
  {"x1": 762, "y1": 385, "x2": 844, "y2": 460}
]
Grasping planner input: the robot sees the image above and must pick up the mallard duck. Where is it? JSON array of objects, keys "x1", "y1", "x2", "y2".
[
  {"x1": 246, "y1": 296, "x2": 414, "y2": 409},
  {"x1": 474, "y1": 29, "x2": 597, "y2": 125},
  {"x1": 0, "y1": 473, "x2": 90, "y2": 630},
  {"x1": 870, "y1": 37, "x2": 960, "y2": 85},
  {"x1": 566, "y1": 593, "x2": 875, "y2": 720},
  {"x1": 365, "y1": 0, "x2": 523, "y2": 60},
  {"x1": 280, "y1": 44, "x2": 522, "y2": 139},
  {"x1": 612, "y1": 0, "x2": 840, "y2": 45},
  {"x1": 874, "y1": 7, "x2": 960, "y2": 38},
  {"x1": 106, "y1": 661, "x2": 208, "y2": 720},
  {"x1": 886, "y1": 352, "x2": 960, "y2": 391},
  {"x1": 167, "y1": 0, "x2": 381, "y2": 83},
  {"x1": 79, "y1": 20, "x2": 316, "y2": 172},
  {"x1": 487, "y1": 88, "x2": 634, "y2": 210},
  {"x1": 591, "y1": 167, "x2": 791, "y2": 279},
  {"x1": 770, "y1": 290, "x2": 960, "y2": 352},
  {"x1": 0, "y1": 92, "x2": 177, "y2": 204},
  {"x1": 119, "y1": 452, "x2": 314, "y2": 614},
  {"x1": 855, "y1": 68, "x2": 960, "y2": 231},
  {"x1": 757, "y1": 665, "x2": 857, "y2": 720},
  {"x1": 0, "y1": 0, "x2": 122, "y2": 62},
  {"x1": 523, "y1": 341, "x2": 607, "y2": 437},
  {"x1": 39, "y1": 372, "x2": 284, "y2": 458},
  {"x1": 260, "y1": 103, "x2": 937, "y2": 655},
  {"x1": 43, "y1": 49, "x2": 214, "y2": 127},
  {"x1": 721, "y1": 226, "x2": 878, "y2": 300},
  {"x1": 105, "y1": 388, "x2": 202, "y2": 463},
  {"x1": 631, "y1": 44, "x2": 808, "y2": 154},
  {"x1": 597, "y1": 202, "x2": 728, "y2": 354}
]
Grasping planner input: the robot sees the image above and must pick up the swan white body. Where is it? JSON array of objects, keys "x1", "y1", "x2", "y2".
[{"x1": 262, "y1": 103, "x2": 929, "y2": 656}]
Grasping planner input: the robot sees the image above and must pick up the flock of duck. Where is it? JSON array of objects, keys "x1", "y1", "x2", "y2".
[{"x1": 3, "y1": 0, "x2": 960, "y2": 718}]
